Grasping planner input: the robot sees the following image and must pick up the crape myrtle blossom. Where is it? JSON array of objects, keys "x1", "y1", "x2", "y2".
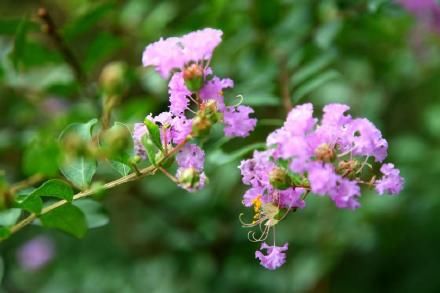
[
  {"x1": 255, "y1": 242, "x2": 288, "y2": 270},
  {"x1": 175, "y1": 144, "x2": 207, "y2": 191},
  {"x1": 135, "y1": 28, "x2": 256, "y2": 192},
  {"x1": 239, "y1": 103, "x2": 404, "y2": 270},
  {"x1": 142, "y1": 28, "x2": 222, "y2": 78}
]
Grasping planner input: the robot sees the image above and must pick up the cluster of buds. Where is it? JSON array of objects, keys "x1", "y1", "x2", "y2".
[
  {"x1": 239, "y1": 103, "x2": 404, "y2": 270},
  {"x1": 133, "y1": 28, "x2": 257, "y2": 191}
]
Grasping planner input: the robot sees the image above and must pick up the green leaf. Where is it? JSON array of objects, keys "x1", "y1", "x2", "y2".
[
  {"x1": 244, "y1": 92, "x2": 280, "y2": 106},
  {"x1": 315, "y1": 21, "x2": 342, "y2": 49},
  {"x1": 0, "y1": 228, "x2": 10, "y2": 240},
  {"x1": 84, "y1": 32, "x2": 123, "y2": 72},
  {"x1": 110, "y1": 161, "x2": 131, "y2": 176},
  {"x1": 0, "y1": 208, "x2": 21, "y2": 226},
  {"x1": 14, "y1": 193, "x2": 43, "y2": 214},
  {"x1": 292, "y1": 70, "x2": 341, "y2": 103},
  {"x1": 0, "y1": 19, "x2": 38, "y2": 36},
  {"x1": 144, "y1": 119, "x2": 163, "y2": 151},
  {"x1": 11, "y1": 17, "x2": 28, "y2": 69},
  {"x1": 142, "y1": 136, "x2": 157, "y2": 166},
  {"x1": 208, "y1": 143, "x2": 266, "y2": 165},
  {"x1": 40, "y1": 204, "x2": 87, "y2": 238},
  {"x1": 74, "y1": 199, "x2": 109, "y2": 229},
  {"x1": 60, "y1": 158, "x2": 97, "y2": 190},
  {"x1": 62, "y1": 3, "x2": 115, "y2": 41},
  {"x1": 59, "y1": 119, "x2": 98, "y2": 189},
  {"x1": 368, "y1": 0, "x2": 388, "y2": 12},
  {"x1": 60, "y1": 118, "x2": 98, "y2": 141},
  {"x1": 291, "y1": 52, "x2": 336, "y2": 86},
  {"x1": 31, "y1": 179, "x2": 74, "y2": 202},
  {"x1": 23, "y1": 139, "x2": 60, "y2": 177}
]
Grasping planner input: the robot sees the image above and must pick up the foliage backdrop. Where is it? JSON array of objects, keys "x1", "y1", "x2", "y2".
[{"x1": 1, "y1": 0, "x2": 440, "y2": 292}]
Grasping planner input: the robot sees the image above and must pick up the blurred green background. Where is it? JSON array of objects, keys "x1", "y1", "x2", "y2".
[{"x1": 1, "y1": 0, "x2": 440, "y2": 292}]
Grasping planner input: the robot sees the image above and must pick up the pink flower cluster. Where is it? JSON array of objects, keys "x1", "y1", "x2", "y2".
[
  {"x1": 239, "y1": 103, "x2": 404, "y2": 270},
  {"x1": 134, "y1": 28, "x2": 256, "y2": 191}
]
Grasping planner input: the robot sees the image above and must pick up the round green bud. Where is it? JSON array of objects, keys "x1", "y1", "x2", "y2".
[{"x1": 269, "y1": 167, "x2": 292, "y2": 190}]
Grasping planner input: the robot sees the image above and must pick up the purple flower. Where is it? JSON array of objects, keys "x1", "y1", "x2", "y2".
[
  {"x1": 133, "y1": 123, "x2": 148, "y2": 159},
  {"x1": 180, "y1": 28, "x2": 223, "y2": 64},
  {"x1": 283, "y1": 103, "x2": 316, "y2": 136},
  {"x1": 170, "y1": 115, "x2": 192, "y2": 144},
  {"x1": 321, "y1": 103, "x2": 352, "y2": 127},
  {"x1": 308, "y1": 163, "x2": 338, "y2": 195},
  {"x1": 239, "y1": 150, "x2": 276, "y2": 188},
  {"x1": 168, "y1": 73, "x2": 191, "y2": 115},
  {"x1": 223, "y1": 105, "x2": 257, "y2": 137},
  {"x1": 142, "y1": 28, "x2": 223, "y2": 78},
  {"x1": 16, "y1": 236, "x2": 55, "y2": 271},
  {"x1": 199, "y1": 76, "x2": 234, "y2": 110},
  {"x1": 239, "y1": 103, "x2": 403, "y2": 270},
  {"x1": 375, "y1": 163, "x2": 404, "y2": 195},
  {"x1": 330, "y1": 178, "x2": 361, "y2": 209},
  {"x1": 277, "y1": 188, "x2": 306, "y2": 209},
  {"x1": 142, "y1": 37, "x2": 184, "y2": 78},
  {"x1": 255, "y1": 242, "x2": 288, "y2": 270},
  {"x1": 348, "y1": 118, "x2": 388, "y2": 162},
  {"x1": 176, "y1": 143, "x2": 205, "y2": 171},
  {"x1": 137, "y1": 28, "x2": 257, "y2": 197},
  {"x1": 242, "y1": 187, "x2": 264, "y2": 207}
]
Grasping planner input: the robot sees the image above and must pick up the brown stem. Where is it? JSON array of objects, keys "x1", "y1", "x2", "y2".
[
  {"x1": 37, "y1": 7, "x2": 86, "y2": 84},
  {"x1": 9, "y1": 173, "x2": 45, "y2": 194},
  {"x1": 5, "y1": 137, "x2": 190, "y2": 239},
  {"x1": 158, "y1": 166, "x2": 178, "y2": 184}
]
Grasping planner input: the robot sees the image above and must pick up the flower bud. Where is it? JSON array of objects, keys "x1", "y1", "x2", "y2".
[
  {"x1": 177, "y1": 167, "x2": 206, "y2": 192},
  {"x1": 202, "y1": 100, "x2": 220, "y2": 123},
  {"x1": 183, "y1": 64, "x2": 204, "y2": 92},
  {"x1": 269, "y1": 168, "x2": 292, "y2": 190},
  {"x1": 101, "y1": 125, "x2": 131, "y2": 157},
  {"x1": 315, "y1": 143, "x2": 335, "y2": 162},
  {"x1": 337, "y1": 159, "x2": 359, "y2": 177},
  {"x1": 192, "y1": 100, "x2": 220, "y2": 137},
  {"x1": 99, "y1": 61, "x2": 128, "y2": 96},
  {"x1": 192, "y1": 115, "x2": 212, "y2": 138}
]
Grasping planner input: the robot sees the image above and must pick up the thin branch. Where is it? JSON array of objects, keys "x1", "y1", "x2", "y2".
[
  {"x1": 5, "y1": 137, "x2": 190, "y2": 238},
  {"x1": 158, "y1": 166, "x2": 179, "y2": 184},
  {"x1": 37, "y1": 7, "x2": 86, "y2": 84},
  {"x1": 9, "y1": 173, "x2": 45, "y2": 194},
  {"x1": 278, "y1": 55, "x2": 293, "y2": 113}
]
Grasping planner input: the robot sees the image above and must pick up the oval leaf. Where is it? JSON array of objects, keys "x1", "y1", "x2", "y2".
[
  {"x1": 74, "y1": 199, "x2": 109, "y2": 229},
  {"x1": 142, "y1": 136, "x2": 157, "y2": 166},
  {"x1": 292, "y1": 70, "x2": 341, "y2": 103},
  {"x1": 31, "y1": 179, "x2": 74, "y2": 201},
  {"x1": 14, "y1": 193, "x2": 43, "y2": 214},
  {"x1": 60, "y1": 158, "x2": 97, "y2": 190},
  {"x1": 110, "y1": 160, "x2": 131, "y2": 177},
  {"x1": 0, "y1": 208, "x2": 21, "y2": 226},
  {"x1": 40, "y1": 204, "x2": 87, "y2": 238},
  {"x1": 144, "y1": 118, "x2": 163, "y2": 151},
  {"x1": 59, "y1": 119, "x2": 98, "y2": 189}
]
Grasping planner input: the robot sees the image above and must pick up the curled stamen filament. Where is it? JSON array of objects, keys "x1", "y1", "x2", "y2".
[
  {"x1": 232, "y1": 94, "x2": 244, "y2": 107},
  {"x1": 248, "y1": 225, "x2": 270, "y2": 242}
]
